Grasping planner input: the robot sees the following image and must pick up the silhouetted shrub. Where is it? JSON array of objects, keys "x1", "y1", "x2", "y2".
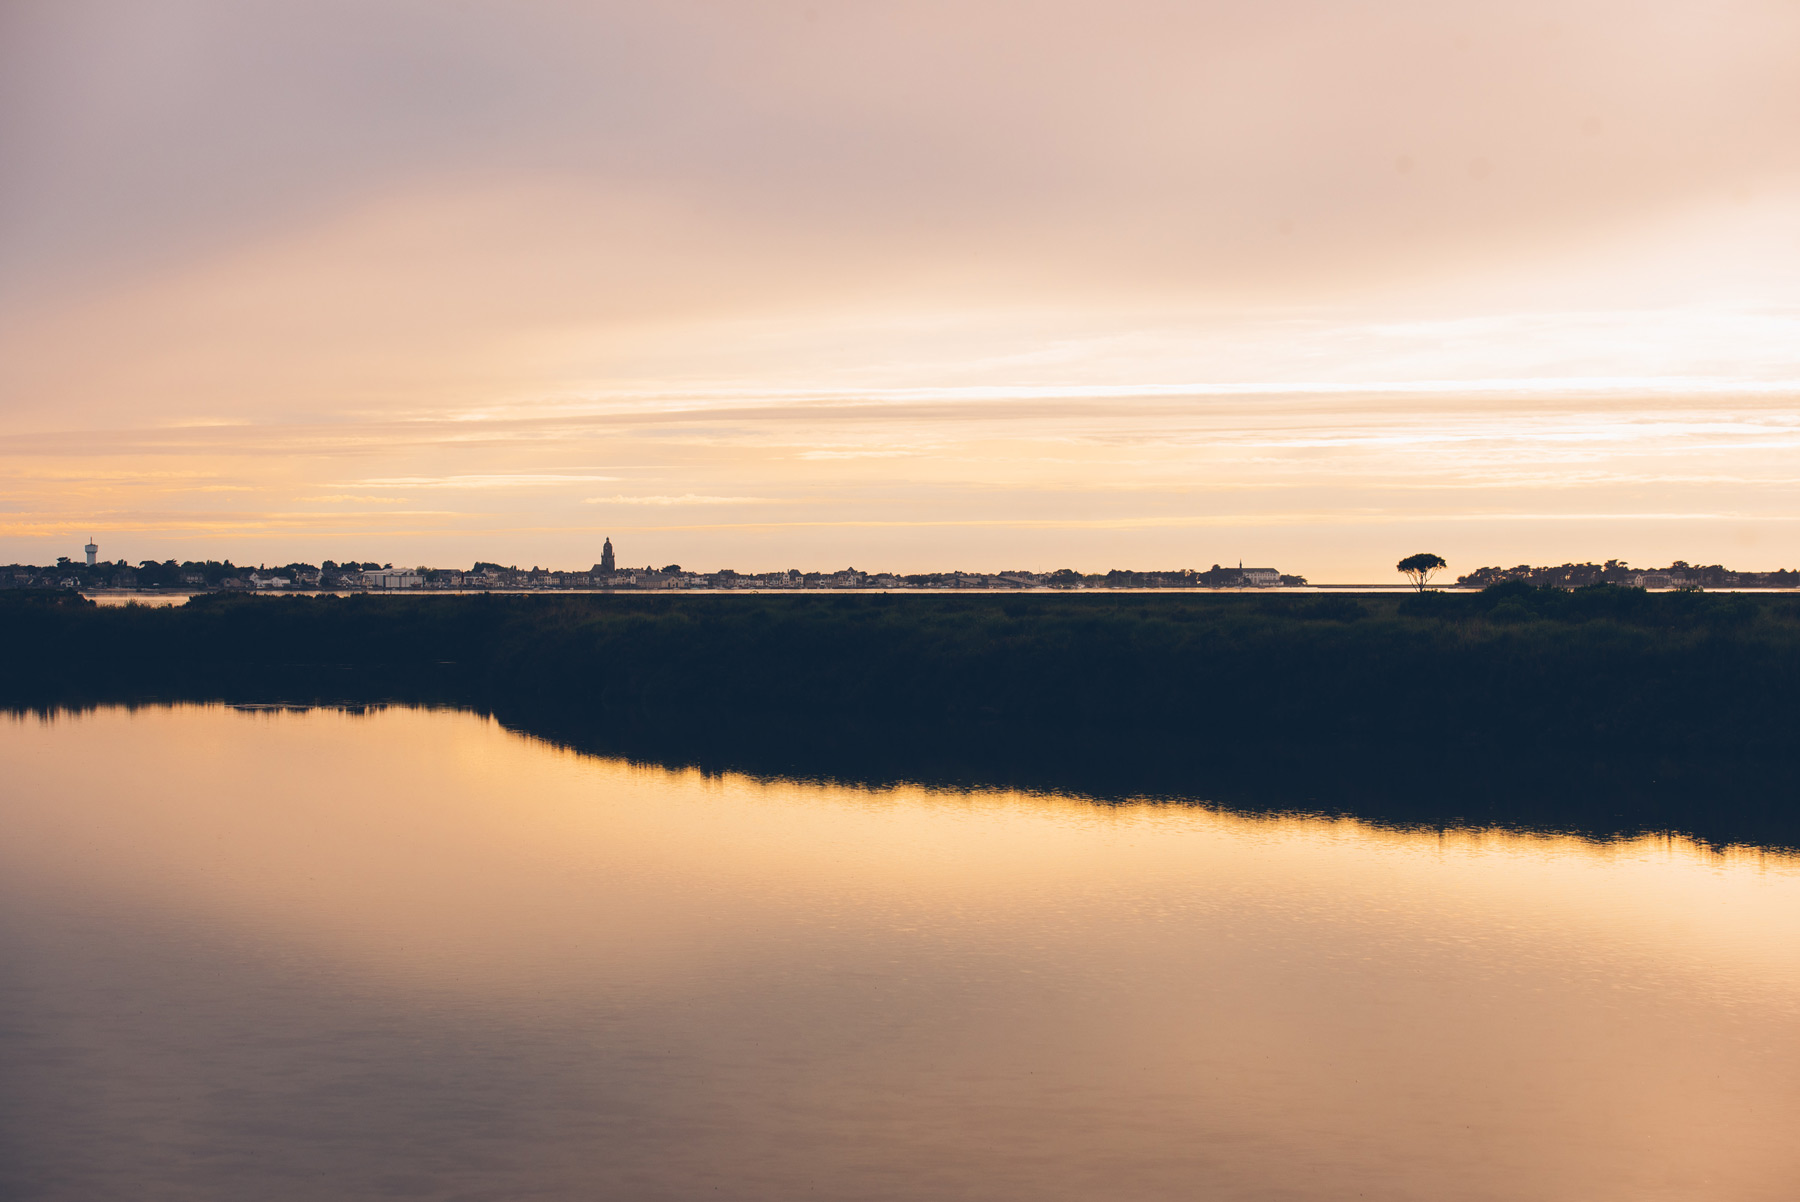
[{"x1": 1298, "y1": 597, "x2": 1367, "y2": 622}]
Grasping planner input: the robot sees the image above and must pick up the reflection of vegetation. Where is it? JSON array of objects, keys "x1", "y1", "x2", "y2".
[{"x1": 5, "y1": 585, "x2": 1798, "y2": 847}]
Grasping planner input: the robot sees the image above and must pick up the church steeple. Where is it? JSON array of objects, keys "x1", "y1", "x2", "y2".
[{"x1": 600, "y1": 538, "x2": 615, "y2": 574}]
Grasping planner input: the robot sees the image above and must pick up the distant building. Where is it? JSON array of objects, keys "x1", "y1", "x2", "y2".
[
  {"x1": 1241, "y1": 568, "x2": 1282, "y2": 587},
  {"x1": 600, "y1": 538, "x2": 615, "y2": 574},
  {"x1": 362, "y1": 568, "x2": 423, "y2": 589},
  {"x1": 84, "y1": 539, "x2": 98, "y2": 567}
]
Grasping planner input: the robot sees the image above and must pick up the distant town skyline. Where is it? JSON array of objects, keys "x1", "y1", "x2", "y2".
[{"x1": 15, "y1": 540, "x2": 1799, "y2": 593}]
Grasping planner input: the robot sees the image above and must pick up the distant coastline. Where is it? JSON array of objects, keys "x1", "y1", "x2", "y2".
[{"x1": 9, "y1": 559, "x2": 1310, "y2": 593}]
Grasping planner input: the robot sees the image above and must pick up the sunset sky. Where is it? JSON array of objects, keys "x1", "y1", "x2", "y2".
[{"x1": 4, "y1": 0, "x2": 1798, "y2": 579}]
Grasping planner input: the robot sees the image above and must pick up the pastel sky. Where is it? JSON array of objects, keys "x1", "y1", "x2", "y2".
[{"x1": 4, "y1": 0, "x2": 1798, "y2": 579}]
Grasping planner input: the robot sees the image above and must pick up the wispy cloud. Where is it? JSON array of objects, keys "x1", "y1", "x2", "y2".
[
  {"x1": 355, "y1": 474, "x2": 621, "y2": 489},
  {"x1": 582, "y1": 495, "x2": 779, "y2": 506},
  {"x1": 797, "y1": 449, "x2": 922, "y2": 460},
  {"x1": 299, "y1": 495, "x2": 419, "y2": 504}
]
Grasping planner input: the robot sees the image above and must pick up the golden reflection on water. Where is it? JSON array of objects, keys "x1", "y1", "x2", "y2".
[{"x1": 2, "y1": 704, "x2": 1797, "y2": 1201}]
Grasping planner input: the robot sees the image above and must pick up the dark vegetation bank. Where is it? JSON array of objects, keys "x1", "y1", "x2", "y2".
[{"x1": 5, "y1": 584, "x2": 1798, "y2": 847}]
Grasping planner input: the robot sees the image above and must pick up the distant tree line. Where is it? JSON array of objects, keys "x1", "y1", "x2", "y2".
[{"x1": 1456, "y1": 560, "x2": 1800, "y2": 589}]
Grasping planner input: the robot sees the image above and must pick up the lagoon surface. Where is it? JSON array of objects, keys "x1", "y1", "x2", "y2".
[{"x1": 2, "y1": 706, "x2": 1797, "y2": 1201}]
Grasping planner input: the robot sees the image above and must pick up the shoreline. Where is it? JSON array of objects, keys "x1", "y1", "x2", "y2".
[{"x1": 69, "y1": 582, "x2": 1800, "y2": 606}]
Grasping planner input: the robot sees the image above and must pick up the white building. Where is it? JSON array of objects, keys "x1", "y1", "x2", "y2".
[
  {"x1": 1241, "y1": 568, "x2": 1283, "y2": 587},
  {"x1": 362, "y1": 568, "x2": 423, "y2": 589}
]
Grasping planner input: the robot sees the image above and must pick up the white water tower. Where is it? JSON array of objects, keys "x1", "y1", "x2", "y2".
[{"x1": 84, "y1": 538, "x2": 98, "y2": 567}]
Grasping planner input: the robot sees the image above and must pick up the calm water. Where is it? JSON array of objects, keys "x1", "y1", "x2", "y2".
[{"x1": 2, "y1": 706, "x2": 1797, "y2": 1201}]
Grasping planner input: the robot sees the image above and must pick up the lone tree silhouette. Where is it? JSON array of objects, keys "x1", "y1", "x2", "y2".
[{"x1": 1396, "y1": 552, "x2": 1447, "y2": 592}]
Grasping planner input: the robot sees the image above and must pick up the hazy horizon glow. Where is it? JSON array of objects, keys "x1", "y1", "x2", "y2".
[{"x1": 4, "y1": 1, "x2": 1798, "y2": 578}]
